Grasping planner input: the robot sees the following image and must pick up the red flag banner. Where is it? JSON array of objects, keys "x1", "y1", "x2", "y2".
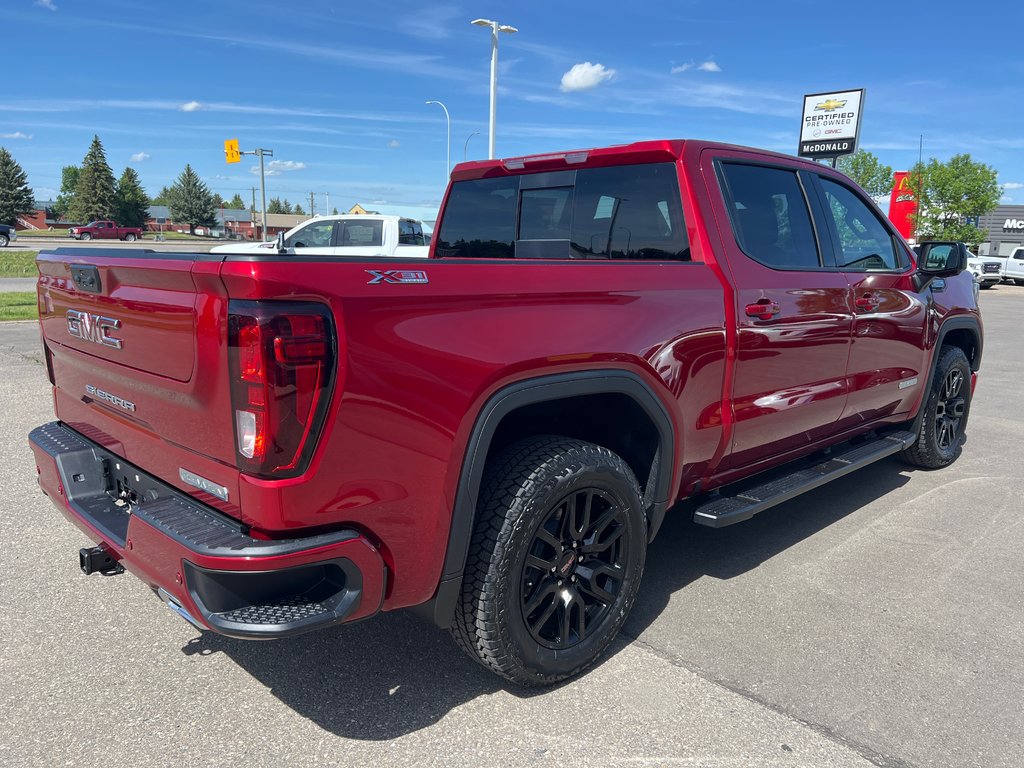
[{"x1": 889, "y1": 171, "x2": 917, "y2": 240}]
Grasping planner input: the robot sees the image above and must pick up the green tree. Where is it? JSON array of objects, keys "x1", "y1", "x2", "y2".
[
  {"x1": 211, "y1": 192, "x2": 225, "y2": 208},
  {"x1": 281, "y1": 199, "x2": 293, "y2": 215},
  {"x1": 331, "y1": 206, "x2": 339, "y2": 215},
  {"x1": 70, "y1": 135, "x2": 117, "y2": 223},
  {"x1": 51, "y1": 165, "x2": 80, "y2": 220},
  {"x1": 167, "y1": 164, "x2": 217, "y2": 235},
  {"x1": 150, "y1": 186, "x2": 173, "y2": 206},
  {"x1": 909, "y1": 154, "x2": 1001, "y2": 246},
  {"x1": 837, "y1": 149, "x2": 894, "y2": 198},
  {"x1": 0, "y1": 147, "x2": 35, "y2": 226},
  {"x1": 114, "y1": 167, "x2": 150, "y2": 229},
  {"x1": 267, "y1": 197, "x2": 284, "y2": 214},
  {"x1": 293, "y1": 203, "x2": 305, "y2": 215},
  {"x1": 228, "y1": 193, "x2": 246, "y2": 210}
]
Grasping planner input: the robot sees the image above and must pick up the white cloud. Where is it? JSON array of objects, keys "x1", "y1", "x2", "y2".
[
  {"x1": 560, "y1": 62, "x2": 616, "y2": 93},
  {"x1": 671, "y1": 59, "x2": 722, "y2": 74},
  {"x1": 0, "y1": 131, "x2": 32, "y2": 139},
  {"x1": 129, "y1": 152, "x2": 150, "y2": 162},
  {"x1": 179, "y1": 100, "x2": 202, "y2": 112},
  {"x1": 387, "y1": 139, "x2": 401, "y2": 148},
  {"x1": 251, "y1": 160, "x2": 307, "y2": 176},
  {"x1": 1002, "y1": 182, "x2": 1024, "y2": 190},
  {"x1": 1001, "y1": 195, "x2": 1013, "y2": 203},
  {"x1": 35, "y1": 0, "x2": 57, "y2": 10}
]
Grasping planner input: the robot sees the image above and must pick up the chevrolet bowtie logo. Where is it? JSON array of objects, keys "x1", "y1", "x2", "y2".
[{"x1": 814, "y1": 98, "x2": 848, "y2": 112}]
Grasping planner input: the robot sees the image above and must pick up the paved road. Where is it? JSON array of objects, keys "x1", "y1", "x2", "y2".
[
  {"x1": 1, "y1": 286, "x2": 1021, "y2": 767},
  {"x1": 0, "y1": 277, "x2": 35, "y2": 292}
]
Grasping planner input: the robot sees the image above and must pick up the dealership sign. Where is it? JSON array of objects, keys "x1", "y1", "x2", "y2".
[{"x1": 798, "y1": 88, "x2": 865, "y2": 159}]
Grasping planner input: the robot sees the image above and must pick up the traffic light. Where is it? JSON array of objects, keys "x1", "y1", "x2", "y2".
[{"x1": 224, "y1": 138, "x2": 241, "y2": 164}]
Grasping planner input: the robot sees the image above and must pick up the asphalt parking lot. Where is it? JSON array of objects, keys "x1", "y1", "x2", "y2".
[{"x1": 1, "y1": 286, "x2": 1021, "y2": 768}]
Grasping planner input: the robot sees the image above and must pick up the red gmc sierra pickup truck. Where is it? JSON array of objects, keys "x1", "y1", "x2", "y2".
[{"x1": 29, "y1": 140, "x2": 982, "y2": 686}]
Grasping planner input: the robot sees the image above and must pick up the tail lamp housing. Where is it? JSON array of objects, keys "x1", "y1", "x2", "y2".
[{"x1": 227, "y1": 301, "x2": 337, "y2": 479}]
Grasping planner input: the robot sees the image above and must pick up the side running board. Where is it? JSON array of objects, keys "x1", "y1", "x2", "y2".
[{"x1": 693, "y1": 430, "x2": 916, "y2": 528}]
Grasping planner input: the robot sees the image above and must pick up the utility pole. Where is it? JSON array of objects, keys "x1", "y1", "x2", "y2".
[
  {"x1": 325, "y1": 192, "x2": 330, "y2": 215},
  {"x1": 238, "y1": 148, "x2": 273, "y2": 240},
  {"x1": 250, "y1": 187, "x2": 257, "y2": 239},
  {"x1": 309, "y1": 192, "x2": 315, "y2": 217}
]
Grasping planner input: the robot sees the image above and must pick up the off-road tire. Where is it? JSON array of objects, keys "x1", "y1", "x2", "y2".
[
  {"x1": 452, "y1": 436, "x2": 647, "y2": 686},
  {"x1": 901, "y1": 345, "x2": 971, "y2": 469}
]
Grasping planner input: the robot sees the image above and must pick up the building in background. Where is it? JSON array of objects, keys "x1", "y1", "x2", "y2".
[{"x1": 977, "y1": 205, "x2": 1024, "y2": 256}]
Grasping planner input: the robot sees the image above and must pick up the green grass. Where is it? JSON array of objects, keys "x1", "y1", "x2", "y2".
[
  {"x1": 0, "y1": 292, "x2": 37, "y2": 321},
  {"x1": 18, "y1": 229, "x2": 70, "y2": 237},
  {"x1": 0, "y1": 251, "x2": 38, "y2": 277}
]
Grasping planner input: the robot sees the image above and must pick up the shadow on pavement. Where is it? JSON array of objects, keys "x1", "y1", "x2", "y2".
[
  {"x1": 625, "y1": 456, "x2": 913, "y2": 636},
  {"x1": 181, "y1": 456, "x2": 912, "y2": 740}
]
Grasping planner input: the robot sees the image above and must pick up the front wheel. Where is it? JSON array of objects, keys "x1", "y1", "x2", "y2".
[
  {"x1": 452, "y1": 436, "x2": 647, "y2": 686},
  {"x1": 80, "y1": 232, "x2": 91, "y2": 241},
  {"x1": 901, "y1": 346, "x2": 972, "y2": 469}
]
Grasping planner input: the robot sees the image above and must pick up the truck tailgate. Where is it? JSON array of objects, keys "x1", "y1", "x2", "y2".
[
  {"x1": 36, "y1": 250, "x2": 241, "y2": 509},
  {"x1": 38, "y1": 251, "x2": 198, "y2": 381}
]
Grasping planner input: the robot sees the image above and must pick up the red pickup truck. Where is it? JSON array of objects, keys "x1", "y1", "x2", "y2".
[
  {"x1": 29, "y1": 140, "x2": 981, "y2": 686},
  {"x1": 69, "y1": 220, "x2": 143, "y2": 242}
]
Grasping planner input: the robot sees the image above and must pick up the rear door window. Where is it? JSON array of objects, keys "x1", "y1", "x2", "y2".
[
  {"x1": 337, "y1": 220, "x2": 384, "y2": 247},
  {"x1": 718, "y1": 162, "x2": 822, "y2": 270}
]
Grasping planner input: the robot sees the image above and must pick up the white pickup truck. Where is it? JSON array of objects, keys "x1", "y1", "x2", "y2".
[
  {"x1": 211, "y1": 214, "x2": 430, "y2": 257},
  {"x1": 1004, "y1": 247, "x2": 1024, "y2": 285}
]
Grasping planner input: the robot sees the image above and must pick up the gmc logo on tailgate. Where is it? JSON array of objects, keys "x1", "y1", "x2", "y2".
[{"x1": 66, "y1": 310, "x2": 123, "y2": 349}]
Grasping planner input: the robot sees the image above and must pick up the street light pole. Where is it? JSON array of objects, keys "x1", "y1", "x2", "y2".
[
  {"x1": 464, "y1": 131, "x2": 480, "y2": 161},
  {"x1": 471, "y1": 18, "x2": 517, "y2": 159},
  {"x1": 425, "y1": 100, "x2": 451, "y2": 180}
]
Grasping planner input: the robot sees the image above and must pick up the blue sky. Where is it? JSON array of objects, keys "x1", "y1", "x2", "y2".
[{"x1": 5, "y1": 0, "x2": 1024, "y2": 221}]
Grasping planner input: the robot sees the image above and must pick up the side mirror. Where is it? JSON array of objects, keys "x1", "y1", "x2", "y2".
[
  {"x1": 917, "y1": 241, "x2": 965, "y2": 278},
  {"x1": 275, "y1": 230, "x2": 286, "y2": 253}
]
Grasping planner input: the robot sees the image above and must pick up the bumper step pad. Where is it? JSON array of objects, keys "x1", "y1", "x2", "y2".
[{"x1": 693, "y1": 430, "x2": 916, "y2": 528}]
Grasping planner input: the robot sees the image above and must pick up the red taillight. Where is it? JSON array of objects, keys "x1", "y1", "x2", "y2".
[{"x1": 228, "y1": 302, "x2": 336, "y2": 478}]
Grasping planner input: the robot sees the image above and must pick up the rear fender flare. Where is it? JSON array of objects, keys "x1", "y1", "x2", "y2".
[{"x1": 423, "y1": 370, "x2": 676, "y2": 626}]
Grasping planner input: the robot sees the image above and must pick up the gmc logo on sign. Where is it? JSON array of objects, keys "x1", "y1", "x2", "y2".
[{"x1": 66, "y1": 310, "x2": 123, "y2": 349}]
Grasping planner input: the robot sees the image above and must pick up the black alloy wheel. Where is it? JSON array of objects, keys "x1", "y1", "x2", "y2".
[
  {"x1": 520, "y1": 488, "x2": 628, "y2": 650},
  {"x1": 453, "y1": 436, "x2": 647, "y2": 686},
  {"x1": 901, "y1": 345, "x2": 972, "y2": 469},
  {"x1": 934, "y1": 366, "x2": 967, "y2": 451}
]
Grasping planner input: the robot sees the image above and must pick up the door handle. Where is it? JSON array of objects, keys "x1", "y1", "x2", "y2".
[
  {"x1": 745, "y1": 299, "x2": 781, "y2": 321},
  {"x1": 854, "y1": 293, "x2": 880, "y2": 312}
]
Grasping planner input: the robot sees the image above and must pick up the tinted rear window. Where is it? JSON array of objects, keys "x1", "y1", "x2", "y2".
[
  {"x1": 435, "y1": 177, "x2": 518, "y2": 258},
  {"x1": 435, "y1": 163, "x2": 689, "y2": 261}
]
